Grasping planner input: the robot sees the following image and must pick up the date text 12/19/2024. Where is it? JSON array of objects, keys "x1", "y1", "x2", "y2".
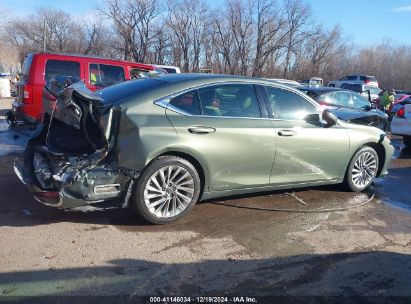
[{"x1": 149, "y1": 297, "x2": 258, "y2": 303}]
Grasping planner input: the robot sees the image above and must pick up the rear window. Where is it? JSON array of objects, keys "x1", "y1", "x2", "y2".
[
  {"x1": 162, "y1": 68, "x2": 177, "y2": 73},
  {"x1": 96, "y1": 78, "x2": 167, "y2": 104},
  {"x1": 340, "y1": 83, "x2": 362, "y2": 92},
  {"x1": 341, "y1": 76, "x2": 357, "y2": 81},
  {"x1": 360, "y1": 76, "x2": 377, "y2": 82},
  {"x1": 20, "y1": 54, "x2": 33, "y2": 80},
  {"x1": 45, "y1": 60, "x2": 80, "y2": 82}
]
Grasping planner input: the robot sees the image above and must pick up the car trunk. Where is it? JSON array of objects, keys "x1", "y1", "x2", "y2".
[
  {"x1": 44, "y1": 81, "x2": 120, "y2": 152},
  {"x1": 24, "y1": 81, "x2": 122, "y2": 194}
]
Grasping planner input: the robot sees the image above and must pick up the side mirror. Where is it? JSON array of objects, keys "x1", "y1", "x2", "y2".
[
  {"x1": 304, "y1": 113, "x2": 320, "y2": 123},
  {"x1": 322, "y1": 110, "x2": 338, "y2": 127}
]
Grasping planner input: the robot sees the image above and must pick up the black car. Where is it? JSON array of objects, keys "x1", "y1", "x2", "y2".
[{"x1": 298, "y1": 87, "x2": 389, "y2": 131}]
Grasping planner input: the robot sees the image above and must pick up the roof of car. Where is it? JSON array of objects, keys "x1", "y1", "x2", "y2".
[
  {"x1": 29, "y1": 52, "x2": 155, "y2": 69},
  {"x1": 96, "y1": 73, "x2": 304, "y2": 105},
  {"x1": 147, "y1": 73, "x2": 295, "y2": 86}
]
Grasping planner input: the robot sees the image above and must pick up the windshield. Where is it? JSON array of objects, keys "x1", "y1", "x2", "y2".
[{"x1": 352, "y1": 93, "x2": 371, "y2": 109}]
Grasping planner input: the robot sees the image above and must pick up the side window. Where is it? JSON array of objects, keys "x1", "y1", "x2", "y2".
[
  {"x1": 45, "y1": 60, "x2": 80, "y2": 82},
  {"x1": 264, "y1": 87, "x2": 317, "y2": 120},
  {"x1": 130, "y1": 68, "x2": 150, "y2": 79},
  {"x1": 352, "y1": 93, "x2": 370, "y2": 108},
  {"x1": 197, "y1": 84, "x2": 261, "y2": 118},
  {"x1": 90, "y1": 64, "x2": 125, "y2": 87},
  {"x1": 321, "y1": 93, "x2": 334, "y2": 104},
  {"x1": 168, "y1": 90, "x2": 201, "y2": 115},
  {"x1": 333, "y1": 91, "x2": 352, "y2": 107}
]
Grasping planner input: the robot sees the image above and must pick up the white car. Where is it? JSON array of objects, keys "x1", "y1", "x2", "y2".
[
  {"x1": 153, "y1": 65, "x2": 181, "y2": 74},
  {"x1": 391, "y1": 103, "x2": 411, "y2": 147},
  {"x1": 328, "y1": 75, "x2": 379, "y2": 88}
]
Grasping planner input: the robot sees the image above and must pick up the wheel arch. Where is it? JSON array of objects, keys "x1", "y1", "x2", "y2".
[
  {"x1": 147, "y1": 149, "x2": 209, "y2": 200},
  {"x1": 361, "y1": 142, "x2": 386, "y2": 176}
]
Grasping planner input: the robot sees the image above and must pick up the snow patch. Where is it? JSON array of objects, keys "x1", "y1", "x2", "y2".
[{"x1": 0, "y1": 119, "x2": 29, "y2": 157}]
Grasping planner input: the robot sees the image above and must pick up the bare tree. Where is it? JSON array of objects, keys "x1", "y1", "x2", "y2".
[
  {"x1": 251, "y1": 0, "x2": 288, "y2": 77},
  {"x1": 100, "y1": 0, "x2": 163, "y2": 62},
  {"x1": 282, "y1": 0, "x2": 312, "y2": 77},
  {"x1": 166, "y1": 0, "x2": 209, "y2": 72}
]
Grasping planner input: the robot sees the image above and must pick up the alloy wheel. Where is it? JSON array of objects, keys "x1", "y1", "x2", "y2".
[
  {"x1": 143, "y1": 165, "x2": 195, "y2": 218},
  {"x1": 351, "y1": 151, "x2": 377, "y2": 189}
]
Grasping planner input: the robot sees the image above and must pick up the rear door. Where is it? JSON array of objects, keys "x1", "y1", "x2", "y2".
[
  {"x1": 165, "y1": 83, "x2": 277, "y2": 191},
  {"x1": 261, "y1": 85, "x2": 350, "y2": 185}
]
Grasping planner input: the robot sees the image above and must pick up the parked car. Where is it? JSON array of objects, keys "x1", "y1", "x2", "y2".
[
  {"x1": 389, "y1": 94, "x2": 411, "y2": 113},
  {"x1": 328, "y1": 75, "x2": 379, "y2": 88},
  {"x1": 298, "y1": 87, "x2": 389, "y2": 131},
  {"x1": 15, "y1": 75, "x2": 394, "y2": 224},
  {"x1": 391, "y1": 101, "x2": 411, "y2": 148},
  {"x1": 337, "y1": 83, "x2": 381, "y2": 102},
  {"x1": 395, "y1": 90, "x2": 411, "y2": 95},
  {"x1": 299, "y1": 77, "x2": 323, "y2": 87},
  {"x1": 267, "y1": 78, "x2": 302, "y2": 88},
  {"x1": 153, "y1": 65, "x2": 181, "y2": 74},
  {"x1": 10, "y1": 53, "x2": 164, "y2": 125}
]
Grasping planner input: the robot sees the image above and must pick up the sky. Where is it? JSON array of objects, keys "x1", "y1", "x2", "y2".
[{"x1": 1, "y1": 0, "x2": 411, "y2": 46}]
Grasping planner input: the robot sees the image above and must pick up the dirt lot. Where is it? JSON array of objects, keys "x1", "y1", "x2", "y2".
[{"x1": 1, "y1": 97, "x2": 411, "y2": 302}]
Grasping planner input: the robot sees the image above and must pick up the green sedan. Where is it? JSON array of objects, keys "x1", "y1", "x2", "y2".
[{"x1": 14, "y1": 74, "x2": 394, "y2": 224}]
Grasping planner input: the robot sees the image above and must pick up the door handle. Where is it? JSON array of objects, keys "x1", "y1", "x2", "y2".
[
  {"x1": 188, "y1": 126, "x2": 216, "y2": 134},
  {"x1": 278, "y1": 129, "x2": 297, "y2": 137}
]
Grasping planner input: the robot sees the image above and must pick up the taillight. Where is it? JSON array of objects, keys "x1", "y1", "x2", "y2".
[
  {"x1": 364, "y1": 79, "x2": 370, "y2": 84},
  {"x1": 397, "y1": 107, "x2": 405, "y2": 118},
  {"x1": 23, "y1": 84, "x2": 33, "y2": 104},
  {"x1": 316, "y1": 101, "x2": 327, "y2": 109}
]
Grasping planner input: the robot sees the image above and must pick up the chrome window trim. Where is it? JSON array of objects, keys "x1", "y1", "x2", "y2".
[{"x1": 153, "y1": 81, "x2": 270, "y2": 120}]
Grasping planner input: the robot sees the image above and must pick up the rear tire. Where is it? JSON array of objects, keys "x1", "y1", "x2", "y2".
[
  {"x1": 5, "y1": 111, "x2": 17, "y2": 127},
  {"x1": 404, "y1": 136, "x2": 411, "y2": 148},
  {"x1": 132, "y1": 156, "x2": 201, "y2": 224},
  {"x1": 344, "y1": 146, "x2": 379, "y2": 192}
]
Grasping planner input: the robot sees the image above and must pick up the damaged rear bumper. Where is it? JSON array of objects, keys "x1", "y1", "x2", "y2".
[
  {"x1": 14, "y1": 153, "x2": 139, "y2": 211},
  {"x1": 13, "y1": 81, "x2": 141, "y2": 211}
]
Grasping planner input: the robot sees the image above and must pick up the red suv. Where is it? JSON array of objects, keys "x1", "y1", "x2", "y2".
[{"x1": 11, "y1": 53, "x2": 160, "y2": 124}]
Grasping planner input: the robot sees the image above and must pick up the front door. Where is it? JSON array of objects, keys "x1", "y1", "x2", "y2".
[
  {"x1": 262, "y1": 85, "x2": 350, "y2": 185},
  {"x1": 165, "y1": 83, "x2": 277, "y2": 191}
]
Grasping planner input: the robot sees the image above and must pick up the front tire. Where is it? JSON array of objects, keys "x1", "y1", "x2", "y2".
[
  {"x1": 132, "y1": 156, "x2": 201, "y2": 224},
  {"x1": 344, "y1": 146, "x2": 379, "y2": 192}
]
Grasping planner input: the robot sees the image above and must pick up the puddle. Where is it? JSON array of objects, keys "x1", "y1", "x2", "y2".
[
  {"x1": 374, "y1": 137, "x2": 411, "y2": 214},
  {"x1": 382, "y1": 199, "x2": 411, "y2": 213}
]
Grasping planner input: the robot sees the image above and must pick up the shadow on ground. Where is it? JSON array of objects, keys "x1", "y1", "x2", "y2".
[{"x1": 1, "y1": 252, "x2": 411, "y2": 302}]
